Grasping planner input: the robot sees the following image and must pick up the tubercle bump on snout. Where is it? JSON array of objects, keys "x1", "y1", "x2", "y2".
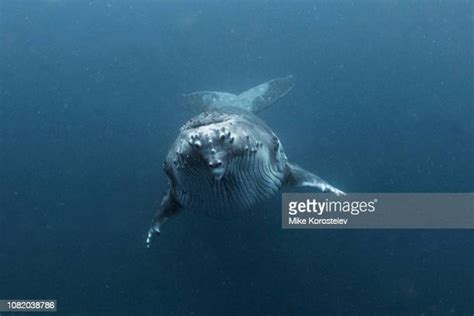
[
  {"x1": 208, "y1": 160, "x2": 223, "y2": 169},
  {"x1": 184, "y1": 126, "x2": 236, "y2": 155}
]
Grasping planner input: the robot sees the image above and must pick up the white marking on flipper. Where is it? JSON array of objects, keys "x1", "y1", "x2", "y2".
[
  {"x1": 285, "y1": 163, "x2": 345, "y2": 195},
  {"x1": 302, "y1": 180, "x2": 346, "y2": 196},
  {"x1": 146, "y1": 224, "x2": 160, "y2": 248}
]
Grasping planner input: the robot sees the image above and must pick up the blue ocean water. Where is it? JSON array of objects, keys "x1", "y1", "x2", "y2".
[{"x1": 0, "y1": 1, "x2": 473, "y2": 315}]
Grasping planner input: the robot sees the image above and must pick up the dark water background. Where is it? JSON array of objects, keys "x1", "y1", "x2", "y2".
[{"x1": 1, "y1": 1, "x2": 473, "y2": 315}]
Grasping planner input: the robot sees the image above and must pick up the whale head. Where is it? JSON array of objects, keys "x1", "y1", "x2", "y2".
[{"x1": 174, "y1": 117, "x2": 240, "y2": 181}]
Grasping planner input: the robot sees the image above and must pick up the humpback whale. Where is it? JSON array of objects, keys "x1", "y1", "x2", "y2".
[{"x1": 146, "y1": 76, "x2": 344, "y2": 247}]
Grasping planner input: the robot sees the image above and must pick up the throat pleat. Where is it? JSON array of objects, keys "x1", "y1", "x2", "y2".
[{"x1": 174, "y1": 150, "x2": 284, "y2": 218}]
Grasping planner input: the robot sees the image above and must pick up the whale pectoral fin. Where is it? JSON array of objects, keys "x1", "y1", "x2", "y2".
[
  {"x1": 238, "y1": 75, "x2": 295, "y2": 113},
  {"x1": 146, "y1": 191, "x2": 182, "y2": 248},
  {"x1": 284, "y1": 163, "x2": 345, "y2": 196},
  {"x1": 182, "y1": 91, "x2": 239, "y2": 112}
]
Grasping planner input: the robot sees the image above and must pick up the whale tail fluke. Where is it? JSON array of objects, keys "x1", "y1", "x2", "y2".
[
  {"x1": 284, "y1": 163, "x2": 346, "y2": 196},
  {"x1": 182, "y1": 75, "x2": 295, "y2": 114},
  {"x1": 238, "y1": 75, "x2": 295, "y2": 113}
]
